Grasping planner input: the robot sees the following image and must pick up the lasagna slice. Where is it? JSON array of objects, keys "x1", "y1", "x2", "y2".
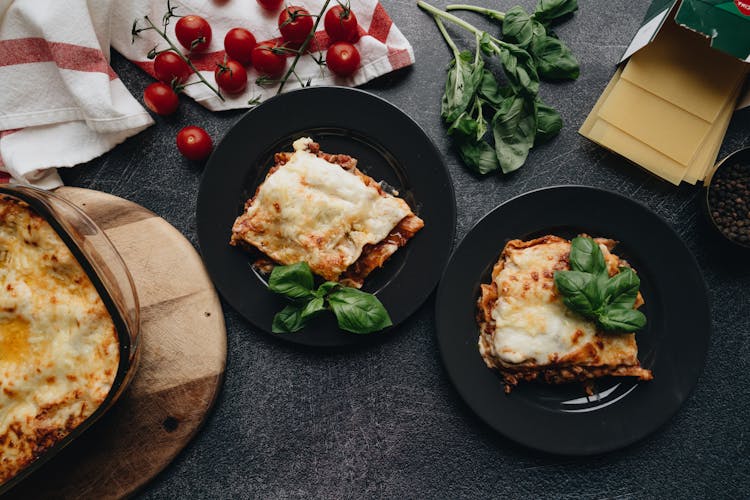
[
  {"x1": 230, "y1": 137, "x2": 424, "y2": 288},
  {"x1": 477, "y1": 235, "x2": 653, "y2": 394}
]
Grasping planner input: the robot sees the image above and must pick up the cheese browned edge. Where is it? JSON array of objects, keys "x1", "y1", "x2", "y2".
[
  {"x1": 0, "y1": 195, "x2": 119, "y2": 485},
  {"x1": 230, "y1": 141, "x2": 424, "y2": 288},
  {"x1": 477, "y1": 235, "x2": 653, "y2": 394}
]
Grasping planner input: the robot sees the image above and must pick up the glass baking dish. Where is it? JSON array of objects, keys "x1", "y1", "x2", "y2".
[{"x1": 0, "y1": 185, "x2": 140, "y2": 494}]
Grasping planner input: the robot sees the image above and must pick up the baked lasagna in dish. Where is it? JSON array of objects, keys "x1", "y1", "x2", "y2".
[
  {"x1": 230, "y1": 137, "x2": 424, "y2": 287},
  {"x1": 0, "y1": 196, "x2": 119, "y2": 485},
  {"x1": 477, "y1": 235, "x2": 653, "y2": 393}
]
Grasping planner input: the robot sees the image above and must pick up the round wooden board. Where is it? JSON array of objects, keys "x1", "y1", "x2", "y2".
[{"x1": 6, "y1": 187, "x2": 227, "y2": 499}]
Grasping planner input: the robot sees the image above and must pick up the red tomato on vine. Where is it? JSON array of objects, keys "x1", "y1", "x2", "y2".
[
  {"x1": 215, "y1": 59, "x2": 248, "y2": 93},
  {"x1": 278, "y1": 6, "x2": 313, "y2": 45},
  {"x1": 326, "y1": 42, "x2": 360, "y2": 77},
  {"x1": 324, "y1": 3, "x2": 359, "y2": 42},
  {"x1": 143, "y1": 82, "x2": 179, "y2": 115},
  {"x1": 224, "y1": 28, "x2": 257, "y2": 66},
  {"x1": 175, "y1": 15, "x2": 212, "y2": 52}
]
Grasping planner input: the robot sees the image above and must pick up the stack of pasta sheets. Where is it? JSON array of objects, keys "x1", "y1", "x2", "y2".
[{"x1": 580, "y1": 16, "x2": 748, "y2": 186}]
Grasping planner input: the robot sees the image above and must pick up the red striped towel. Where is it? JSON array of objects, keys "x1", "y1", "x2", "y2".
[{"x1": 0, "y1": 0, "x2": 414, "y2": 187}]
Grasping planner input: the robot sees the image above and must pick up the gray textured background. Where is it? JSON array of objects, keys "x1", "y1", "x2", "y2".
[{"x1": 61, "y1": 0, "x2": 750, "y2": 497}]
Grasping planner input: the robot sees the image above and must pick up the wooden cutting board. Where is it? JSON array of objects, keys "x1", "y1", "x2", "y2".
[{"x1": 6, "y1": 187, "x2": 227, "y2": 499}]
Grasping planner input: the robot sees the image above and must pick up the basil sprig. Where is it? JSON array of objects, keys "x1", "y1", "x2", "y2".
[
  {"x1": 418, "y1": 0, "x2": 579, "y2": 175},
  {"x1": 502, "y1": 2, "x2": 580, "y2": 81},
  {"x1": 268, "y1": 262, "x2": 392, "y2": 334},
  {"x1": 554, "y1": 237, "x2": 647, "y2": 332}
]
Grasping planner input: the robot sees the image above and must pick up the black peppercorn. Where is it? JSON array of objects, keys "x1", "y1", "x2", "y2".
[{"x1": 708, "y1": 161, "x2": 750, "y2": 247}]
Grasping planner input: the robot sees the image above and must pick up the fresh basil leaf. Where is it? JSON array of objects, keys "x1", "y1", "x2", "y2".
[
  {"x1": 502, "y1": 6, "x2": 535, "y2": 47},
  {"x1": 478, "y1": 32, "x2": 496, "y2": 57},
  {"x1": 530, "y1": 35, "x2": 580, "y2": 80},
  {"x1": 478, "y1": 33, "x2": 539, "y2": 96},
  {"x1": 272, "y1": 304, "x2": 306, "y2": 333},
  {"x1": 478, "y1": 70, "x2": 512, "y2": 106},
  {"x1": 268, "y1": 262, "x2": 314, "y2": 300},
  {"x1": 497, "y1": 43, "x2": 540, "y2": 96},
  {"x1": 568, "y1": 236, "x2": 607, "y2": 276},
  {"x1": 474, "y1": 101, "x2": 489, "y2": 140},
  {"x1": 597, "y1": 307, "x2": 646, "y2": 332},
  {"x1": 604, "y1": 267, "x2": 640, "y2": 310},
  {"x1": 300, "y1": 296, "x2": 326, "y2": 321},
  {"x1": 533, "y1": 0, "x2": 578, "y2": 25},
  {"x1": 534, "y1": 99, "x2": 562, "y2": 144},
  {"x1": 314, "y1": 281, "x2": 339, "y2": 298},
  {"x1": 456, "y1": 136, "x2": 500, "y2": 174},
  {"x1": 447, "y1": 111, "x2": 479, "y2": 138},
  {"x1": 530, "y1": 19, "x2": 547, "y2": 44},
  {"x1": 471, "y1": 96, "x2": 491, "y2": 141},
  {"x1": 441, "y1": 51, "x2": 484, "y2": 123},
  {"x1": 328, "y1": 287, "x2": 392, "y2": 334},
  {"x1": 554, "y1": 270, "x2": 602, "y2": 317},
  {"x1": 491, "y1": 95, "x2": 537, "y2": 174}
]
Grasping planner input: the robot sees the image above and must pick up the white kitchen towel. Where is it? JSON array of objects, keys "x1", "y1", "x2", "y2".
[
  {"x1": 0, "y1": 0, "x2": 155, "y2": 188},
  {"x1": 114, "y1": 0, "x2": 415, "y2": 110},
  {"x1": 0, "y1": 0, "x2": 414, "y2": 187}
]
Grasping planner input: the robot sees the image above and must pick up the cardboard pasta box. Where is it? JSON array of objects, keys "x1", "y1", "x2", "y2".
[{"x1": 580, "y1": 0, "x2": 750, "y2": 185}]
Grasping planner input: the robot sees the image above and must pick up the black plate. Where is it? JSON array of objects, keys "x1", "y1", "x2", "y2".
[
  {"x1": 435, "y1": 186, "x2": 710, "y2": 455},
  {"x1": 198, "y1": 87, "x2": 456, "y2": 347}
]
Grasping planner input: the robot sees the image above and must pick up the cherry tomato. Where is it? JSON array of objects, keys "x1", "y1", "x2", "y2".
[
  {"x1": 215, "y1": 59, "x2": 248, "y2": 93},
  {"x1": 251, "y1": 44, "x2": 287, "y2": 78},
  {"x1": 175, "y1": 15, "x2": 212, "y2": 52},
  {"x1": 324, "y1": 4, "x2": 359, "y2": 43},
  {"x1": 153, "y1": 51, "x2": 192, "y2": 84},
  {"x1": 278, "y1": 6, "x2": 313, "y2": 45},
  {"x1": 257, "y1": 0, "x2": 283, "y2": 9},
  {"x1": 224, "y1": 28, "x2": 257, "y2": 66},
  {"x1": 326, "y1": 42, "x2": 360, "y2": 77},
  {"x1": 143, "y1": 82, "x2": 179, "y2": 115},
  {"x1": 176, "y1": 126, "x2": 213, "y2": 161}
]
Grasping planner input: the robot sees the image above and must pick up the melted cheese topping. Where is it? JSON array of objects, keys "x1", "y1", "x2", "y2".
[
  {"x1": 481, "y1": 237, "x2": 639, "y2": 368},
  {"x1": 233, "y1": 138, "x2": 413, "y2": 281},
  {"x1": 0, "y1": 197, "x2": 119, "y2": 484}
]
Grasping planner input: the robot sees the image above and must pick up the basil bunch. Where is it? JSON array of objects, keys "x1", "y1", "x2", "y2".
[
  {"x1": 554, "y1": 237, "x2": 647, "y2": 332},
  {"x1": 502, "y1": 2, "x2": 580, "y2": 81},
  {"x1": 418, "y1": 0, "x2": 579, "y2": 175},
  {"x1": 269, "y1": 262, "x2": 392, "y2": 334}
]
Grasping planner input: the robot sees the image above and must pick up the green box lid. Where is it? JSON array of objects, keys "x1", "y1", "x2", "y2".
[{"x1": 621, "y1": 0, "x2": 750, "y2": 62}]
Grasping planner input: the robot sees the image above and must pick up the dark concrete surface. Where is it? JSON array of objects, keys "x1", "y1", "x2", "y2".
[{"x1": 62, "y1": 0, "x2": 750, "y2": 497}]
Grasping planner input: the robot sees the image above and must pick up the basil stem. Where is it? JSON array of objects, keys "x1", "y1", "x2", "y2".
[{"x1": 446, "y1": 4, "x2": 506, "y2": 21}]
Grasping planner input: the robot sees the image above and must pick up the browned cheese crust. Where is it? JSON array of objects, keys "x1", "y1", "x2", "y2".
[
  {"x1": 0, "y1": 196, "x2": 119, "y2": 484},
  {"x1": 230, "y1": 141, "x2": 424, "y2": 287},
  {"x1": 477, "y1": 235, "x2": 652, "y2": 394}
]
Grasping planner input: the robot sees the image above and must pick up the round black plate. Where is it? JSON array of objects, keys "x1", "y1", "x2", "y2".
[
  {"x1": 198, "y1": 87, "x2": 456, "y2": 347},
  {"x1": 435, "y1": 186, "x2": 710, "y2": 455}
]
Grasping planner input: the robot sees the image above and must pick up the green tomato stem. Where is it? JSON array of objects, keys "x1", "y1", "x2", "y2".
[
  {"x1": 276, "y1": 0, "x2": 332, "y2": 95},
  {"x1": 142, "y1": 16, "x2": 224, "y2": 101},
  {"x1": 445, "y1": 4, "x2": 505, "y2": 21}
]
